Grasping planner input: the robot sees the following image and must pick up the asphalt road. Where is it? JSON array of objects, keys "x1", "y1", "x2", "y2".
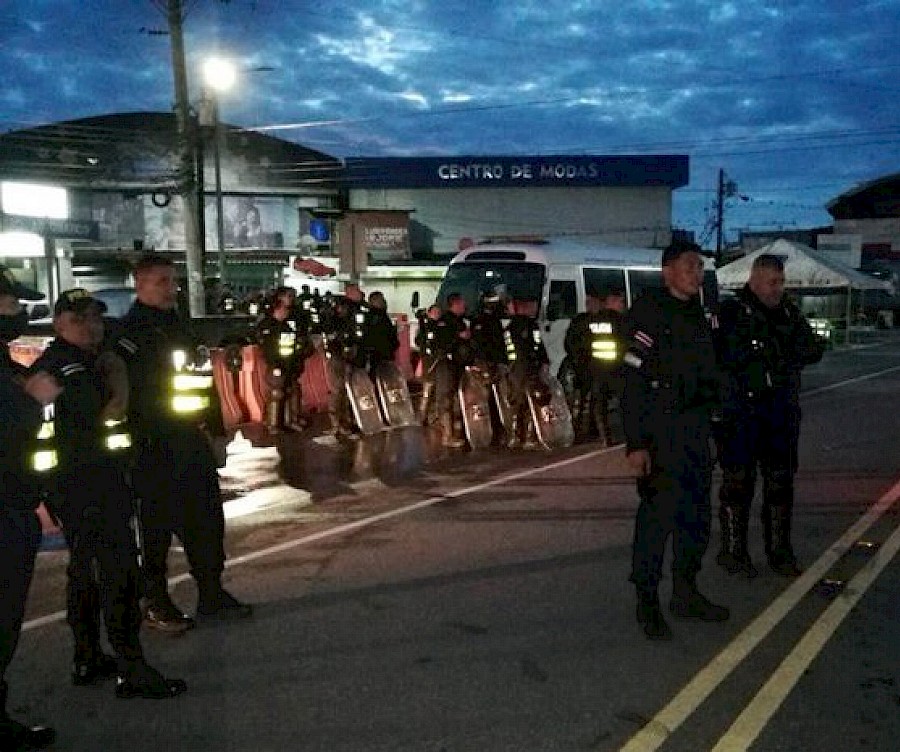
[{"x1": 10, "y1": 334, "x2": 900, "y2": 751}]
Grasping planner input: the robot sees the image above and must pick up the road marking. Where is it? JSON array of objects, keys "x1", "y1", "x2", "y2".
[
  {"x1": 23, "y1": 444, "x2": 623, "y2": 632},
  {"x1": 712, "y1": 513, "x2": 900, "y2": 751},
  {"x1": 618, "y1": 476, "x2": 900, "y2": 752},
  {"x1": 802, "y1": 364, "x2": 900, "y2": 398}
]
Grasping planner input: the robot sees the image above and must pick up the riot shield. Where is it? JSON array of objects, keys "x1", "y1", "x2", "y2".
[
  {"x1": 375, "y1": 361, "x2": 418, "y2": 428},
  {"x1": 346, "y1": 367, "x2": 386, "y2": 435},
  {"x1": 527, "y1": 369, "x2": 575, "y2": 450},
  {"x1": 458, "y1": 366, "x2": 493, "y2": 449},
  {"x1": 491, "y1": 368, "x2": 515, "y2": 434}
]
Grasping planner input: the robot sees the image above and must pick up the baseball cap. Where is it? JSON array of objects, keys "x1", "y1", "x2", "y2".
[
  {"x1": 661, "y1": 240, "x2": 703, "y2": 266},
  {"x1": 53, "y1": 288, "x2": 108, "y2": 317},
  {"x1": 0, "y1": 264, "x2": 43, "y2": 300}
]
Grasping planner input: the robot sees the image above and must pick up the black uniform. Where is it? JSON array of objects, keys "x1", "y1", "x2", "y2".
[
  {"x1": 115, "y1": 301, "x2": 247, "y2": 624},
  {"x1": 433, "y1": 310, "x2": 472, "y2": 445},
  {"x1": 564, "y1": 309, "x2": 624, "y2": 443},
  {"x1": 715, "y1": 285, "x2": 824, "y2": 576},
  {"x1": 622, "y1": 287, "x2": 727, "y2": 635},
  {"x1": 0, "y1": 344, "x2": 55, "y2": 749},
  {"x1": 504, "y1": 313, "x2": 549, "y2": 445},
  {"x1": 29, "y1": 341, "x2": 143, "y2": 673},
  {"x1": 414, "y1": 312, "x2": 444, "y2": 424},
  {"x1": 321, "y1": 296, "x2": 370, "y2": 434},
  {"x1": 255, "y1": 311, "x2": 309, "y2": 431},
  {"x1": 364, "y1": 306, "x2": 399, "y2": 381}
]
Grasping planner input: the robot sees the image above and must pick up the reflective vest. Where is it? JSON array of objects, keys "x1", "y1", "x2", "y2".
[
  {"x1": 589, "y1": 321, "x2": 618, "y2": 362},
  {"x1": 30, "y1": 403, "x2": 59, "y2": 474},
  {"x1": 278, "y1": 325, "x2": 297, "y2": 359},
  {"x1": 101, "y1": 416, "x2": 133, "y2": 453},
  {"x1": 169, "y1": 348, "x2": 215, "y2": 417},
  {"x1": 503, "y1": 329, "x2": 517, "y2": 362}
]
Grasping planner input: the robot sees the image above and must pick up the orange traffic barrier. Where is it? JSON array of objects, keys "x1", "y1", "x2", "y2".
[
  {"x1": 301, "y1": 349, "x2": 331, "y2": 414},
  {"x1": 237, "y1": 344, "x2": 268, "y2": 423},
  {"x1": 393, "y1": 314, "x2": 413, "y2": 381},
  {"x1": 211, "y1": 347, "x2": 248, "y2": 431}
]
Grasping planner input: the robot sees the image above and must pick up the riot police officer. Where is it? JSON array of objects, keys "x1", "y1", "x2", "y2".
[
  {"x1": 256, "y1": 286, "x2": 309, "y2": 432},
  {"x1": 470, "y1": 292, "x2": 510, "y2": 443},
  {"x1": 31, "y1": 289, "x2": 186, "y2": 699},
  {"x1": 114, "y1": 254, "x2": 251, "y2": 633},
  {"x1": 622, "y1": 241, "x2": 728, "y2": 640},
  {"x1": 564, "y1": 291, "x2": 625, "y2": 444},
  {"x1": 414, "y1": 304, "x2": 444, "y2": 424},
  {"x1": 504, "y1": 298, "x2": 549, "y2": 449},
  {"x1": 365, "y1": 290, "x2": 399, "y2": 382},
  {"x1": 0, "y1": 267, "x2": 59, "y2": 751},
  {"x1": 433, "y1": 293, "x2": 471, "y2": 448},
  {"x1": 321, "y1": 283, "x2": 370, "y2": 437},
  {"x1": 715, "y1": 253, "x2": 824, "y2": 578}
]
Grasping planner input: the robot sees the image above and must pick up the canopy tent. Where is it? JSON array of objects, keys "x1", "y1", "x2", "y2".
[
  {"x1": 716, "y1": 238, "x2": 894, "y2": 342},
  {"x1": 716, "y1": 238, "x2": 891, "y2": 292}
]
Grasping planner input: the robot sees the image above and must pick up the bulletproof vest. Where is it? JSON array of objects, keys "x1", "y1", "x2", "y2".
[
  {"x1": 169, "y1": 346, "x2": 215, "y2": 419},
  {"x1": 589, "y1": 313, "x2": 620, "y2": 365}
]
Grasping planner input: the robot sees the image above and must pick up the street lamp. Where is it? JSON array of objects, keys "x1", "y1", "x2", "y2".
[{"x1": 201, "y1": 56, "x2": 236, "y2": 286}]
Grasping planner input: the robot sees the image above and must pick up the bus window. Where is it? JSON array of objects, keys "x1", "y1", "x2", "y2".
[
  {"x1": 583, "y1": 268, "x2": 626, "y2": 302},
  {"x1": 437, "y1": 262, "x2": 545, "y2": 314},
  {"x1": 547, "y1": 280, "x2": 577, "y2": 320},
  {"x1": 627, "y1": 269, "x2": 665, "y2": 305}
]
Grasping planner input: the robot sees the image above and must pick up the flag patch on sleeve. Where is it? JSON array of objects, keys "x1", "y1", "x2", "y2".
[{"x1": 633, "y1": 330, "x2": 654, "y2": 348}]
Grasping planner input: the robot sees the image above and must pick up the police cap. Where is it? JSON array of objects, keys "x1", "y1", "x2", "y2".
[{"x1": 53, "y1": 288, "x2": 108, "y2": 317}]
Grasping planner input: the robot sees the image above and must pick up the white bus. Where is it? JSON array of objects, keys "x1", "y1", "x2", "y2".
[{"x1": 434, "y1": 236, "x2": 719, "y2": 374}]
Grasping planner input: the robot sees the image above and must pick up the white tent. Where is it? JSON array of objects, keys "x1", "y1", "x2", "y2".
[
  {"x1": 716, "y1": 238, "x2": 893, "y2": 341},
  {"x1": 717, "y1": 238, "x2": 890, "y2": 292}
]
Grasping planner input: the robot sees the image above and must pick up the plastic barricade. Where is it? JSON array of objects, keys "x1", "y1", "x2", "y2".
[
  {"x1": 211, "y1": 347, "x2": 248, "y2": 431},
  {"x1": 300, "y1": 349, "x2": 331, "y2": 414},
  {"x1": 392, "y1": 314, "x2": 414, "y2": 381},
  {"x1": 237, "y1": 344, "x2": 268, "y2": 424}
]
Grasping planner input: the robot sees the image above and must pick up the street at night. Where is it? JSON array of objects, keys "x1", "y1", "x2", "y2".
[{"x1": 10, "y1": 334, "x2": 900, "y2": 752}]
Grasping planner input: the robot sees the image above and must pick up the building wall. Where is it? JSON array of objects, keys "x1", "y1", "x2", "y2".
[
  {"x1": 349, "y1": 185, "x2": 673, "y2": 256},
  {"x1": 834, "y1": 218, "x2": 900, "y2": 258}
]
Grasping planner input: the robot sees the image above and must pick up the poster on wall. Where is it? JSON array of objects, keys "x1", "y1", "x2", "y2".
[
  {"x1": 144, "y1": 195, "x2": 185, "y2": 251},
  {"x1": 223, "y1": 196, "x2": 284, "y2": 249}
]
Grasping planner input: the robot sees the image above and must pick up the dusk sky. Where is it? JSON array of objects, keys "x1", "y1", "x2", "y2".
[{"x1": 1, "y1": 0, "x2": 899, "y2": 248}]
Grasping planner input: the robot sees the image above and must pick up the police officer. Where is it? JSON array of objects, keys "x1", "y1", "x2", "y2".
[
  {"x1": 365, "y1": 290, "x2": 399, "y2": 382},
  {"x1": 31, "y1": 289, "x2": 186, "y2": 699},
  {"x1": 114, "y1": 254, "x2": 251, "y2": 633},
  {"x1": 564, "y1": 291, "x2": 625, "y2": 444},
  {"x1": 504, "y1": 298, "x2": 549, "y2": 449},
  {"x1": 470, "y1": 291, "x2": 510, "y2": 443},
  {"x1": 0, "y1": 267, "x2": 59, "y2": 751},
  {"x1": 715, "y1": 254, "x2": 824, "y2": 578},
  {"x1": 433, "y1": 293, "x2": 471, "y2": 448},
  {"x1": 622, "y1": 241, "x2": 728, "y2": 640},
  {"x1": 414, "y1": 304, "x2": 444, "y2": 424},
  {"x1": 319, "y1": 283, "x2": 370, "y2": 437},
  {"x1": 256, "y1": 286, "x2": 308, "y2": 432}
]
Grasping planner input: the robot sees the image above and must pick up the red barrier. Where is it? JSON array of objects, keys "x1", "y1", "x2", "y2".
[
  {"x1": 393, "y1": 314, "x2": 414, "y2": 381},
  {"x1": 237, "y1": 344, "x2": 268, "y2": 423},
  {"x1": 211, "y1": 348, "x2": 248, "y2": 431},
  {"x1": 300, "y1": 349, "x2": 331, "y2": 414}
]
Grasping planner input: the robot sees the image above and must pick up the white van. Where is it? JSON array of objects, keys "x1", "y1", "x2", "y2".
[{"x1": 434, "y1": 236, "x2": 718, "y2": 374}]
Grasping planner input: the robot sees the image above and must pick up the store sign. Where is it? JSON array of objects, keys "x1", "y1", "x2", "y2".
[
  {"x1": 364, "y1": 226, "x2": 408, "y2": 253},
  {"x1": 0, "y1": 212, "x2": 98, "y2": 240},
  {"x1": 343, "y1": 155, "x2": 689, "y2": 190}
]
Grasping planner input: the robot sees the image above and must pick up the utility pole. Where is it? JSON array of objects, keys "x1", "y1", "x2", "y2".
[
  {"x1": 715, "y1": 168, "x2": 725, "y2": 264},
  {"x1": 166, "y1": 0, "x2": 205, "y2": 316}
]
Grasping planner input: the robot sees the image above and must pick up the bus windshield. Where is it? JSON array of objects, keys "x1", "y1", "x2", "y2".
[{"x1": 437, "y1": 262, "x2": 546, "y2": 314}]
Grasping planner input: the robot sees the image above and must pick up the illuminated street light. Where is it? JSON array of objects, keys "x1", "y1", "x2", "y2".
[{"x1": 201, "y1": 56, "x2": 236, "y2": 287}]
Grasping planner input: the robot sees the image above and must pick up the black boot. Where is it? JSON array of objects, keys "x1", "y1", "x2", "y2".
[
  {"x1": 0, "y1": 682, "x2": 55, "y2": 751},
  {"x1": 72, "y1": 650, "x2": 118, "y2": 686},
  {"x1": 115, "y1": 660, "x2": 187, "y2": 700},
  {"x1": 143, "y1": 592, "x2": 195, "y2": 634},
  {"x1": 670, "y1": 575, "x2": 729, "y2": 621},
  {"x1": 636, "y1": 589, "x2": 672, "y2": 640},
  {"x1": 764, "y1": 504, "x2": 802, "y2": 577},
  {"x1": 196, "y1": 583, "x2": 253, "y2": 619},
  {"x1": 716, "y1": 506, "x2": 757, "y2": 578}
]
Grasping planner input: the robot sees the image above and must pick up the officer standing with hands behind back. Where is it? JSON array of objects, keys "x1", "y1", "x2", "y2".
[
  {"x1": 31, "y1": 289, "x2": 186, "y2": 699},
  {"x1": 622, "y1": 241, "x2": 729, "y2": 641},
  {"x1": 714, "y1": 254, "x2": 824, "y2": 578},
  {"x1": 0, "y1": 266, "x2": 59, "y2": 751},
  {"x1": 114, "y1": 254, "x2": 252, "y2": 633}
]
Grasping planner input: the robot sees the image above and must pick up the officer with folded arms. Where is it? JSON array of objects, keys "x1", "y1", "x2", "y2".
[
  {"x1": 30, "y1": 288, "x2": 186, "y2": 699},
  {"x1": 0, "y1": 266, "x2": 60, "y2": 751}
]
